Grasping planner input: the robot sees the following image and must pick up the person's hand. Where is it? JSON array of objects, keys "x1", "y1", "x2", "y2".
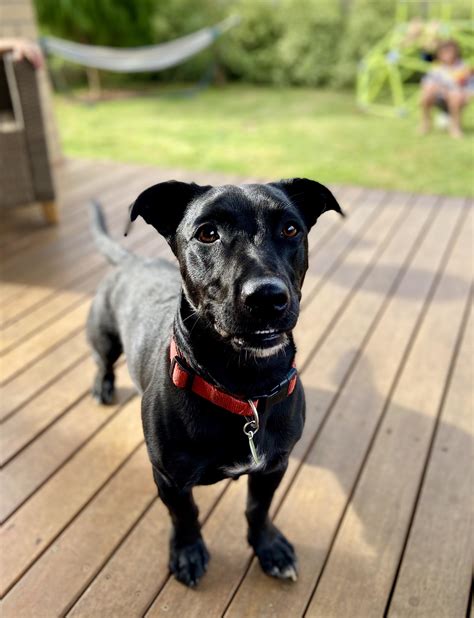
[
  {"x1": 1, "y1": 38, "x2": 44, "y2": 69},
  {"x1": 11, "y1": 38, "x2": 44, "y2": 69}
]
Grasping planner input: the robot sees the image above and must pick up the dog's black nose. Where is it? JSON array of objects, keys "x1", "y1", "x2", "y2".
[{"x1": 242, "y1": 278, "x2": 290, "y2": 317}]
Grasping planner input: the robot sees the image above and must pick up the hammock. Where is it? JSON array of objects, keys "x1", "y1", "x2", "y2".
[{"x1": 40, "y1": 16, "x2": 239, "y2": 73}]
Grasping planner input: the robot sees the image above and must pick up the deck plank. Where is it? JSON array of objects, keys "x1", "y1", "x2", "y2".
[
  {"x1": 0, "y1": 164, "x2": 151, "y2": 279},
  {"x1": 0, "y1": 163, "x2": 137, "y2": 290},
  {"x1": 0, "y1": 397, "x2": 143, "y2": 595},
  {"x1": 1, "y1": 363, "x2": 134, "y2": 521},
  {"x1": 1, "y1": 446, "x2": 154, "y2": 617},
  {"x1": 387, "y1": 301, "x2": 473, "y2": 618},
  {"x1": 0, "y1": 224, "x2": 164, "y2": 357},
  {"x1": 297, "y1": 190, "x2": 409, "y2": 368},
  {"x1": 0, "y1": 355, "x2": 96, "y2": 466},
  {"x1": 0, "y1": 170, "x2": 163, "y2": 320},
  {"x1": 1, "y1": 330, "x2": 90, "y2": 422},
  {"x1": 0, "y1": 159, "x2": 96, "y2": 252},
  {"x1": 67, "y1": 482, "x2": 228, "y2": 618},
  {"x1": 305, "y1": 206, "x2": 471, "y2": 617},
  {"x1": 1, "y1": 302, "x2": 91, "y2": 385}
]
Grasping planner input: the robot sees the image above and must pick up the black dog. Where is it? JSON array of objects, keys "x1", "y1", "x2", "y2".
[{"x1": 87, "y1": 179, "x2": 343, "y2": 587}]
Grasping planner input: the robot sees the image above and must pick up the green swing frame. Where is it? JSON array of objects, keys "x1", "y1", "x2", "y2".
[{"x1": 357, "y1": 1, "x2": 474, "y2": 118}]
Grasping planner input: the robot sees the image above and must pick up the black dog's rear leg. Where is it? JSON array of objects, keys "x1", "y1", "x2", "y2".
[
  {"x1": 87, "y1": 303, "x2": 122, "y2": 405},
  {"x1": 246, "y1": 465, "x2": 298, "y2": 581},
  {"x1": 90, "y1": 331, "x2": 122, "y2": 404},
  {"x1": 153, "y1": 468, "x2": 209, "y2": 588}
]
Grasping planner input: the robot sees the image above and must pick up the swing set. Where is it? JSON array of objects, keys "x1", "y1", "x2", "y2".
[{"x1": 357, "y1": 1, "x2": 473, "y2": 117}]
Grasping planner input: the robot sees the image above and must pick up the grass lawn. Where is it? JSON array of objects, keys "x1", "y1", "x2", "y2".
[{"x1": 54, "y1": 84, "x2": 473, "y2": 196}]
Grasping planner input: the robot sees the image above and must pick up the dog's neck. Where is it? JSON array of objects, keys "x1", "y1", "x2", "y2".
[{"x1": 173, "y1": 293, "x2": 296, "y2": 399}]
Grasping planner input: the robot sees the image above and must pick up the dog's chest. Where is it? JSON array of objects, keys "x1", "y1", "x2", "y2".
[
  {"x1": 192, "y1": 434, "x2": 288, "y2": 485},
  {"x1": 221, "y1": 450, "x2": 267, "y2": 478}
]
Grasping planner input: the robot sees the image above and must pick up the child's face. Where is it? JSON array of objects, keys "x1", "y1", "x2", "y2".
[{"x1": 438, "y1": 45, "x2": 459, "y2": 65}]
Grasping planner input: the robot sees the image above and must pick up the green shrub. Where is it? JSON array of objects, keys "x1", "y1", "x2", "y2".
[
  {"x1": 333, "y1": 0, "x2": 396, "y2": 87},
  {"x1": 220, "y1": 0, "x2": 344, "y2": 86},
  {"x1": 275, "y1": 0, "x2": 343, "y2": 86},
  {"x1": 35, "y1": 0, "x2": 156, "y2": 46},
  {"x1": 218, "y1": 0, "x2": 284, "y2": 84},
  {"x1": 150, "y1": 0, "x2": 224, "y2": 82},
  {"x1": 34, "y1": 0, "x2": 473, "y2": 89}
]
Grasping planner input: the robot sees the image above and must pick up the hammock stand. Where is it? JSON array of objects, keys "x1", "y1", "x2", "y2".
[{"x1": 40, "y1": 16, "x2": 239, "y2": 100}]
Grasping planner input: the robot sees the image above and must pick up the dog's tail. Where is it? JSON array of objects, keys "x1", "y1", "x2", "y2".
[{"x1": 89, "y1": 200, "x2": 131, "y2": 265}]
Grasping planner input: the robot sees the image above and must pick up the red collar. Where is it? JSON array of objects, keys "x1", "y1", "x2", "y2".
[{"x1": 169, "y1": 337, "x2": 297, "y2": 416}]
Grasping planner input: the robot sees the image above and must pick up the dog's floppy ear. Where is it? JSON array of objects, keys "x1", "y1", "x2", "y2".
[
  {"x1": 129, "y1": 180, "x2": 212, "y2": 240},
  {"x1": 270, "y1": 178, "x2": 345, "y2": 230}
]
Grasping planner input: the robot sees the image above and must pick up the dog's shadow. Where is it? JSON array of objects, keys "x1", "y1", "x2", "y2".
[{"x1": 295, "y1": 348, "x2": 469, "y2": 557}]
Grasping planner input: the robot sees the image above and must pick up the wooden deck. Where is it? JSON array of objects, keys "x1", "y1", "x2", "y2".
[{"x1": 0, "y1": 158, "x2": 472, "y2": 618}]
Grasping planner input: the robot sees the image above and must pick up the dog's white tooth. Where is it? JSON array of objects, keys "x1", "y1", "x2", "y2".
[{"x1": 280, "y1": 566, "x2": 298, "y2": 581}]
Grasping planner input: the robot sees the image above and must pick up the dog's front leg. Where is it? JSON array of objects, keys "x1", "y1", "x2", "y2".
[
  {"x1": 153, "y1": 468, "x2": 209, "y2": 587},
  {"x1": 246, "y1": 466, "x2": 298, "y2": 581}
]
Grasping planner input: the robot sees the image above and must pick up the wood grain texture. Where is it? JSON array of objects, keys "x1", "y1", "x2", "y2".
[
  {"x1": 388, "y1": 301, "x2": 473, "y2": 618},
  {"x1": 1, "y1": 446, "x2": 155, "y2": 617},
  {"x1": 306, "y1": 205, "x2": 471, "y2": 618},
  {"x1": 0, "y1": 397, "x2": 143, "y2": 595},
  {"x1": 1, "y1": 363, "x2": 135, "y2": 521},
  {"x1": 67, "y1": 482, "x2": 229, "y2": 618}
]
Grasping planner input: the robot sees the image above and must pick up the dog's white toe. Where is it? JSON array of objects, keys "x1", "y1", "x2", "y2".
[
  {"x1": 269, "y1": 564, "x2": 298, "y2": 581},
  {"x1": 280, "y1": 565, "x2": 298, "y2": 581}
]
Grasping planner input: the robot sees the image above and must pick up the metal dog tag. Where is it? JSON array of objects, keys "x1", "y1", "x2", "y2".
[
  {"x1": 243, "y1": 401, "x2": 260, "y2": 466},
  {"x1": 247, "y1": 432, "x2": 260, "y2": 465}
]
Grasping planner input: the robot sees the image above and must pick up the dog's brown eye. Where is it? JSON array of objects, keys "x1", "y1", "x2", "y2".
[
  {"x1": 282, "y1": 223, "x2": 299, "y2": 238},
  {"x1": 196, "y1": 225, "x2": 219, "y2": 243}
]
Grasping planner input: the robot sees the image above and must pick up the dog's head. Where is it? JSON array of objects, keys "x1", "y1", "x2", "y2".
[{"x1": 130, "y1": 179, "x2": 344, "y2": 357}]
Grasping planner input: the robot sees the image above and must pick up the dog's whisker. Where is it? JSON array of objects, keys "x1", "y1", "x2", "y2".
[
  {"x1": 181, "y1": 310, "x2": 199, "y2": 324},
  {"x1": 188, "y1": 315, "x2": 202, "y2": 337}
]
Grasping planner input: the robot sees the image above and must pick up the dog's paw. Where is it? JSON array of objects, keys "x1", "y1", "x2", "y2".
[
  {"x1": 92, "y1": 375, "x2": 115, "y2": 405},
  {"x1": 253, "y1": 527, "x2": 298, "y2": 582},
  {"x1": 169, "y1": 538, "x2": 210, "y2": 588}
]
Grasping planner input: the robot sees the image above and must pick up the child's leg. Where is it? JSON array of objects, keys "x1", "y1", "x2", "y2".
[
  {"x1": 446, "y1": 89, "x2": 468, "y2": 138},
  {"x1": 419, "y1": 81, "x2": 439, "y2": 133}
]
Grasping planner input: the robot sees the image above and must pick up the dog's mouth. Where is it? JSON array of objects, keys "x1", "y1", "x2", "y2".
[
  {"x1": 233, "y1": 330, "x2": 285, "y2": 347},
  {"x1": 213, "y1": 324, "x2": 288, "y2": 351}
]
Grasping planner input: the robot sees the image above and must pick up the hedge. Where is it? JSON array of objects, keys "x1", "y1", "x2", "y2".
[{"x1": 34, "y1": 0, "x2": 473, "y2": 88}]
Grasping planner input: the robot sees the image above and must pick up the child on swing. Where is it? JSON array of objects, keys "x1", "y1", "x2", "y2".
[{"x1": 420, "y1": 40, "x2": 473, "y2": 138}]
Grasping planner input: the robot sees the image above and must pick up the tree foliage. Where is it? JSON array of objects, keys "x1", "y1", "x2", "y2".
[
  {"x1": 35, "y1": 0, "x2": 156, "y2": 46},
  {"x1": 34, "y1": 0, "x2": 473, "y2": 87}
]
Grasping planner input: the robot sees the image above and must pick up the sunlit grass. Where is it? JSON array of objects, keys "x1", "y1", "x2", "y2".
[{"x1": 55, "y1": 84, "x2": 473, "y2": 196}]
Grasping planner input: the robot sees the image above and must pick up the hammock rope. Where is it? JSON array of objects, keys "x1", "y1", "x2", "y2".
[{"x1": 40, "y1": 16, "x2": 239, "y2": 73}]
